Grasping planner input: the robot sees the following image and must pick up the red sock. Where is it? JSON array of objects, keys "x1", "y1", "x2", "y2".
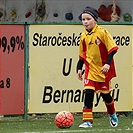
[
  {"x1": 105, "y1": 99, "x2": 116, "y2": 115},
  {"x1": 82, "y1": 108, "x2": 93, "y2": 123}
]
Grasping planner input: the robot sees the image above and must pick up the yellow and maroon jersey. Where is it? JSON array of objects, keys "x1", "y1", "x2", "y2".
[{"x1": 79, "y1": 24, "x2": 118, "y2": 82}]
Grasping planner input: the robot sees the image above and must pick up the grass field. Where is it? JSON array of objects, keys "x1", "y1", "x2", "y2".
[{"x1": 0, "y1": 112, "x2": 133, "y2": 133}]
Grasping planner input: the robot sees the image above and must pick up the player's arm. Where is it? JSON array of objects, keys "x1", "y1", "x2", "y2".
[
  {"x1": 77, "y1": 35, "x2": 85, "y2": 80},
  {"x1": 106, "y1": 50, "x2": 116, "y2": 65},
  {"x1": 101, "y1": 50, "x2": 117, "y2": 74},
  {"x1": 77, "y1": 59, "x2": 84, "y2": 80}
]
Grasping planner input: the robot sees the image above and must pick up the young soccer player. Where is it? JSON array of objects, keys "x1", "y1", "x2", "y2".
[{"x1": 77, "y1": 6, "x2": 118, "y2": 128}]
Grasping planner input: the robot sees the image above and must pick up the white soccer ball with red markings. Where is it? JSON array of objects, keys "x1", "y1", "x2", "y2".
[{"x1": 55, "y1": 111, "x2": 74, "y2": 128}]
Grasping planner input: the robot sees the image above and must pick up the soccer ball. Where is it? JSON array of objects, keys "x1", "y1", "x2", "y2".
[{"x1": 54, "y1": 111, "x2": 74, "y2": 128}]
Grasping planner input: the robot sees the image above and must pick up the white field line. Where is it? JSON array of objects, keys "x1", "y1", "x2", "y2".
[{"x1": 18, "y1": 128, "x2": 133, "y2": 133}]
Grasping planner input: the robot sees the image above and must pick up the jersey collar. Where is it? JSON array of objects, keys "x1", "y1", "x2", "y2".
[{"x1": 85, "y1": 24, "x2": 98, "y2": 35}]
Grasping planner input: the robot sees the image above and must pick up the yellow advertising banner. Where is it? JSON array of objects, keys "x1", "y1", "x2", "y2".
[{"x1": 28, "y1": 25, "x2": 133, "y2": 113}]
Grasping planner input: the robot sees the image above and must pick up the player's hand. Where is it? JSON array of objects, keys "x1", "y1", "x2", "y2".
[
  {"x1": 101, "y1": 64, "x2": 110, "y2": 74},
  {"x1": 77, "y1": 70, "x2": 83, "y2": 81}
]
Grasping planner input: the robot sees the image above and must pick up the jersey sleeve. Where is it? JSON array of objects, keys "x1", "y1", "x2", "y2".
[
  {"x1": 103, "y1": 29, "x2": 118, "y2": 54},
  {"x1": 79, "y1": 35, "x2": 86, "y2": 60}
]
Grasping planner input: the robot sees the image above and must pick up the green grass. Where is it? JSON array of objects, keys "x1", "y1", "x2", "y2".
[{"x1": 0, "y1": 113, "x2": 133, "y2": 133}]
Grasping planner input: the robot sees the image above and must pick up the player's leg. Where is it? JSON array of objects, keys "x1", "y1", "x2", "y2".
[
  {"x1": 101, "y1": 92, "x2": 118, "y2": 127},
  {"x1": 101, "y1": 92, "x2": 115, "y2": 114},
  {"x1": 79, "y1": 89, "x2": 94, "y2": 128}
]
